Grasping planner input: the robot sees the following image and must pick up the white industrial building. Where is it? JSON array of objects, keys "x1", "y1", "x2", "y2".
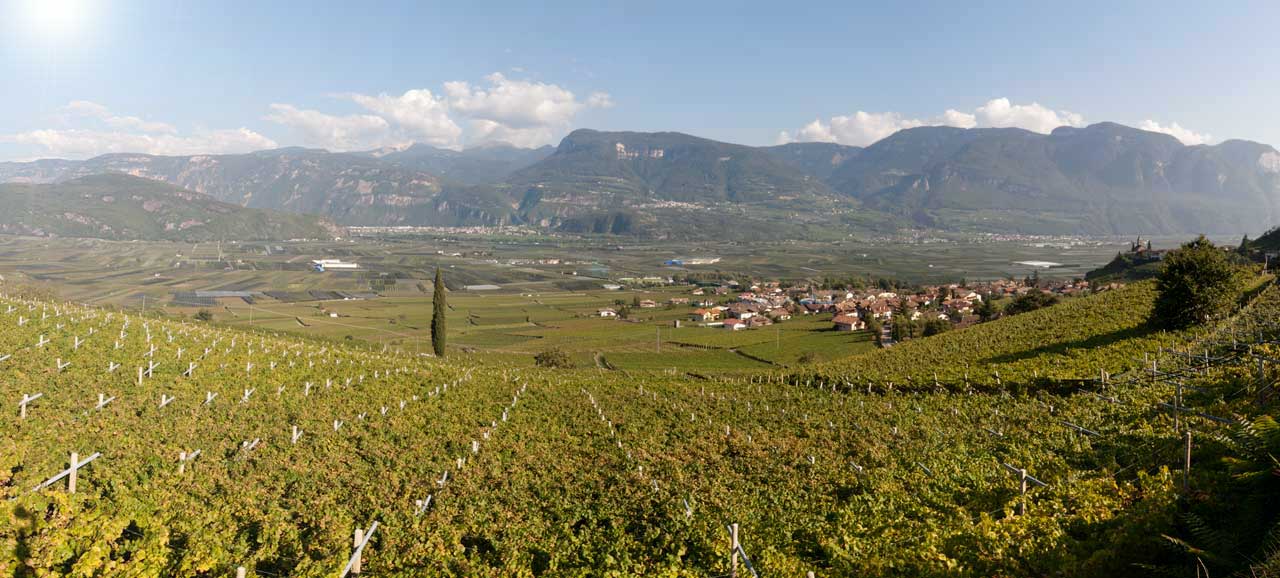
[{"x1": 312, "y1": 259, "x2": 359, "y2": 271}]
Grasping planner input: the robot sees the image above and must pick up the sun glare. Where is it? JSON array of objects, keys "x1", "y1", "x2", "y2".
[{"x1": 23, "y1": 0, "x2": 90, "y2": 40}]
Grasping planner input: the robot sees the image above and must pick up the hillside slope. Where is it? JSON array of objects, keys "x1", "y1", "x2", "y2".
[
  {"x1": 763, "y1": 141, "x2": 863, "y2": 181},
  {"x1": 802, "y1": 282, "x2": 1188, "y2": 387},
  {"x1": 505, "y1": 129, "x2": 875, "y2": 238},
  {"x1": 364, "y1": 142, "x2": 553, "y2": 184},
  {"x1": 831, "y1": 123, "x2": 1280, "y2": 235},
  {"x1": 0, "y1": 174, "x2": 339, "y2": 241},
  {"x1": 0, "y1": 149, "x2": 515, "y2": 227}
]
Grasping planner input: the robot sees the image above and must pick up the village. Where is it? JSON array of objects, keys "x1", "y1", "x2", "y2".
[{"x1": 596, "y1": 275, "x2": 1103, "y2": 343}]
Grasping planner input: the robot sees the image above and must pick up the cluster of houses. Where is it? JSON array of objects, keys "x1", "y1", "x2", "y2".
[
  {"x1": 812, "y1": 278, "x2": 1095, "y2": 331},
  {"x1": 688, "y1": 296, "x2": 793, "y2": 330},
  {"x1": 592, "y1": 275, "x2": 1099, "y2": 333}
]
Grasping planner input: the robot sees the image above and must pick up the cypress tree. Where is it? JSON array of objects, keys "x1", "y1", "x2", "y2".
[{"x1": 431, "y1": 268, "x2": 446, "y2": 357}]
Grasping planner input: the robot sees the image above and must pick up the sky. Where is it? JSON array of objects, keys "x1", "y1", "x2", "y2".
[{"x1": 1, "y1": 0, "x2": 1277, "y2": 161}]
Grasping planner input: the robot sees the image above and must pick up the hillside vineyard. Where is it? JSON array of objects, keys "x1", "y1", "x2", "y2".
[{"x1": 0, "y1": 279, "x2": 1276, "y2": 576}]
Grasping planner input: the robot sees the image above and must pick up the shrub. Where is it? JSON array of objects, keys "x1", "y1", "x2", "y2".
[
  {"x1": 1004, "y1": 291, "x2": 1059, "y2": 316},
  {"x1": 1153, "y1": 236, "x2": 1244, "y2": 329},
  {"x1": 534, "y1": 347, "x2": 574, "y2": 369}
]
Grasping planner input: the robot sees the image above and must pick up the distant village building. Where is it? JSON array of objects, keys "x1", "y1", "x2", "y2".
[
  {"x1": 312, "y1": 259, "x2": 359, "y2": 272},
  {"x1": 691, "y1": 308, "x2": 720, "y2": 322},
  {"x1": 832, "y1": 314, "x2": 864, "y2": 331},
  {"x1": 598, "y1": 308, "x2": 618, "y2": 318}
]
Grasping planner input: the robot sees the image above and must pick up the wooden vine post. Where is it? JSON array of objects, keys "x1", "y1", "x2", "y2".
[
  {"x1": 1019, "y1": 468, "x2": 1028, "y2": 516},
  {"x1": 730, "y1": 523, "x2": 739, "y2": 578},
  {"x1": 352, "y1": 528, "x2": 364, "y2": 574},
  {"x1": 1184, "y1": 430, "x2": 1192, "y2": 493},
  {"x1": 339, "y1": 520, "x2": 378, "y2": 578}
]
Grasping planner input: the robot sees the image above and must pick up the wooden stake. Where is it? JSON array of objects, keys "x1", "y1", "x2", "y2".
[
  {"x1": 352, "y1": 528, "x2": 364, "y2": 575},
  {"x1": 1019, "y1": 468, "x2": 1027, "y2": 516},
  {"x1": 68, "y1": 452, "x2": 78, "y2": 494},
  {"x1": 1184, "y1": 430, "x2": 1192, "y2": 493},
  {"x1": 730, "y1": 523, "x2": 740, "y2": 578},
  {"x1": 236, "y1": 567, "x2": 246, "y2": 578},
  {"x1": 1174, "y1": 380, "x2": 1182, "y2": 433}
]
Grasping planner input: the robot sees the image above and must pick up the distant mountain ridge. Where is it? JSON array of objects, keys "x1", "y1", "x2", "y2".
[
  {"x1": 504, "y1": 129, "x2": 856, "y2": 236},
  {"x1": 0, "y1": 174, "x2": 338, "y2": 241},
  {"x1": 827, "y1": 122, "x2": 1280, "y2": 234},
  {"x1": 0, "y1": 147, "x2": 525, "y2": 228},
  {"x1": 359, "y1": 142, "x2": 554, "y2": 184},
  {"x1": 3, "y1": 122, "x2": 1279, "y2": 238}
]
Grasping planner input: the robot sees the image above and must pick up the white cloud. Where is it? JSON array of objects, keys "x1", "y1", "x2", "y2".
[
  {"x1": 268, "y1": 73, "x2": 613, "y2": 150},
  {"x1": 974, "y1": 98, "x2": 1083, "y2": 134},
  {"x1": 4, "y1": 127, "x2": 276, "y2": 158},
  {"x1": 466, "y1": 119, "x2": 561, "y2": 150},
  {"x1": 2, "y1": 101, "x2": 275, "y2": 159},
  {"x1": 344, "y1": 89, "x2": 461, "y2": 148},
  {"x1": 586, "y1": 91, "x2": 615, "y2": 109},
  {"x1": 1139, "y1": 120, "x2": 1212, "y2": 145},
  {"x1": 62, "y1": 100, "x2": 178, "y2": 134},
  {"x1": 938, "y1": 109, "x2": 978, "y2": 128},
  {"x1": 7, "y1": 73, "x2": 614, "y2": 159},
  {"x1": 444, "y1": 72, "x2": 589, "y2": 129},
  {"x1": 778, "y1": 98, "x2": 1085, "y2": 146},
  {"x1": 264, "y1": 104, "x2": 395, "y2": 151}
]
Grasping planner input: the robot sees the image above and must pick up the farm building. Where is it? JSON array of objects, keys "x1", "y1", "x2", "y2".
[
  {"x1": 312, "y1": 259, "x2": 359, "y2": 272},
  {"x1": 832, "y1": 314, "x2": 864, "y2": 331}
]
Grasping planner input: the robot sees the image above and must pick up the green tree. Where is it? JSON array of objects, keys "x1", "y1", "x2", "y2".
[
  {"x1": 534, "y1": 347, "x2": 574, "y2": 368},
  {"x1": 193, "y1": 309, "x2": 214, "y2": 322},
  {"x1": 1153, "y1": 236, "x2": 1244, "y2": 329},
  {"x1": 921, "y1": 317, "x2": 950, "y2": 336},
  {"x1": 431, "y1": 268, "x2": 447, "y2": 356},
  {"x1": 865, "y1": 317, "x2": 882, "y2": 345},
  {"x1": 976, "y1": 296, "x2": 998, "y2": 322},
  {"x1": 1004, "y1": 291, "x2": 1059, "y2": 316}
]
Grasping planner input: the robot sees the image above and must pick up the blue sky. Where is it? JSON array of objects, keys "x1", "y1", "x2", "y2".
[{"x1": 1, "y1": 0, "x2": 1277, "y2": 160}]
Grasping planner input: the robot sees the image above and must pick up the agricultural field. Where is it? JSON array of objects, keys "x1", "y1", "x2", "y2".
[
  {"x1": 0, "y1": 233, "x2": 1196, "y2": 375},
  {"x1": 1, "y1": 274, "x2": 1278, "y2": 575}
]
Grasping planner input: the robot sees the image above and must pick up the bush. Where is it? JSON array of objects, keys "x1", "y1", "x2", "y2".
[
  {"x1": 193, "y1": 309, "x2": 214, "y2": 322},
  {"x1": 534, "y1": 348, "x2": 574, "y2": 369},
  {"x1": 1004, "y1": 291, "x2": 1059, "y2": 316},
  {"x1": 1153, "y1": 236, "x2": 1244, "y2": 329},
  {"x1": 921, "y1": 317, "x2": 951, "y2": 336}
]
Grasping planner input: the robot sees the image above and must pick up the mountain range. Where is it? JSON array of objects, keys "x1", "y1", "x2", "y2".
[
  {"x1": 0, "y1": 174, "x2": 338, "y2": 241},
  {"x1": 3, "y1": 122, "x2": 1279, "y2": 239}
]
